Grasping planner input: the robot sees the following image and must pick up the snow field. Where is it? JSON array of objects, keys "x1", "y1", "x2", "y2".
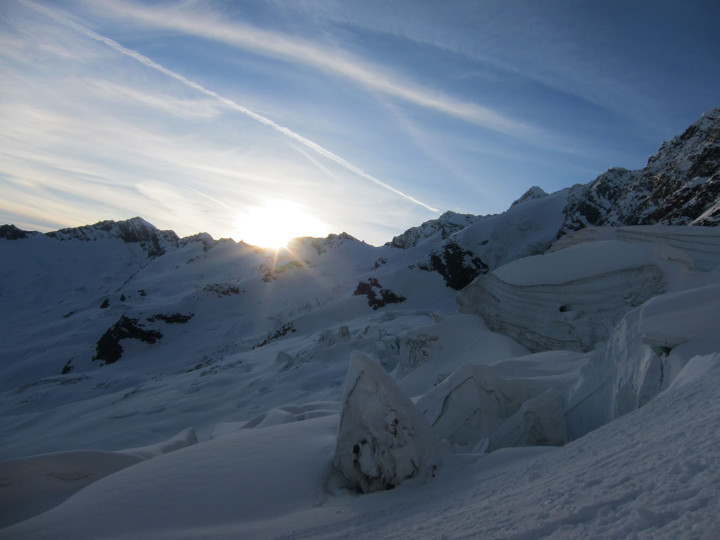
[{"x1": 2, "y1": 209, "x2": 720, "y2": 536}]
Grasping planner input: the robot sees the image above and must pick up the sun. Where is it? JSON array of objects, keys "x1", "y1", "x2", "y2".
[{"x1": 234, "y1": 200, "x2": 330, "y2": 249}]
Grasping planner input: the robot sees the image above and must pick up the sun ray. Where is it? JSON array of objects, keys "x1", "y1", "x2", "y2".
[{"x1": 234, "y1": 200, "x2": 330, "y2": 250}]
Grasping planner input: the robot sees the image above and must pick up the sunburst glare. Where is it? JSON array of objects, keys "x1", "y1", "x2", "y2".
[{"x1": 234, "y1": 200, "x2": 330, "y2": 249}]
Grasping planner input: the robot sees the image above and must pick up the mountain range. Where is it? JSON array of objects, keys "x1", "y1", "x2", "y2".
[{"x1": 1, "y1": 106, "x2": 719, "y2": 537}]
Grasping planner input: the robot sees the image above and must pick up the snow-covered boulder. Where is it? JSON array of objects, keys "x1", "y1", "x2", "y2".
[
  {"x1": 458, "y1": 240, "x2": 692, "y2": 352},
  {"x1": 333, "y1": 352, "x2": 439, "y2": 493}
]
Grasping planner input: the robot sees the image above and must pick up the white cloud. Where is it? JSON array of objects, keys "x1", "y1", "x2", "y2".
[
  {"x1": 82, "y1": 0, "x2": 544, "y2": 140},
  {"x1": 20, "y1": 0, "x2": 440, "y2": 214},
  {"x1": 85, "y1": 79, "x2": 224, "y2": 120}
]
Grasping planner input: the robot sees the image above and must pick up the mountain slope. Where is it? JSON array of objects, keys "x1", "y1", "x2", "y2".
[
  {"x1": 386, "y1": 106, "x2": 719, "y2": 290},
  {"x1": 1, "y1": 106, "x2": 720, "y2": 536},
  {"x1": 562, "y1": 106, "x2": 720, "y2": 232}
]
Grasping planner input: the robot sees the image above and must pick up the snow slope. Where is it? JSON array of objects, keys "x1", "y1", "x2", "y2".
[
  {"x1": 4, "y1": 354, "x2": 719, "y2": 538},
  {"x1": 2, "y1": 107, "x2": 719, "y2": 537},
  {"x1": 3, "y1": 221, "x2": 719, "y2": 537}
]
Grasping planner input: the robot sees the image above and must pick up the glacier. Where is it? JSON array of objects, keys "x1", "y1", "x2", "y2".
[{"x1": 1, "y1": 106, "x2": 719, "y2": 538}]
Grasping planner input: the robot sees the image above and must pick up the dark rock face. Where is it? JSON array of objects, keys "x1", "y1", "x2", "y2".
[
  {"x1": 147, "y1": 313, "x2": 194, "y2": 324},
  {"x1": 421, "y1": 242, "x2": 488, "y2": 290},
  {"x1": 93, "y1": 316, "x2": 163, "y2": 365},
  {"x1": 253, "y1": 322, "x2": 297, "y2": 349},
  {"x1": 202, "y1": 283, "x2": 240, "y2": 297},
  {"x1": 0, "y1": 224, "x2": 33, "y2": 240},
  {"x1": 562, "y1": 107, "x2": 720, "y2": 234},
  {"x1": 353, "y1": 278, "x2": 407, "y2": 309}
]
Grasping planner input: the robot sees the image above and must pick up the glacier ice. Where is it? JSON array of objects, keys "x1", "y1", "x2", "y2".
[
  {"x1": 333, "y1": 352, "x2": 439, "y2": 493},
  {"x1": 457, "y1": 240, "x2": 691, "y2": 352},
  {"x1": 415, "y1": 364, "x2": 566, "y2": 451}
]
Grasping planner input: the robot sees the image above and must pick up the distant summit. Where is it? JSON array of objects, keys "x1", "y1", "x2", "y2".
[
  {"x1": 0, "y1": 224, "x2": 36, "y2": 240},
  {"x1": 3, "y1": 106, "x2": 719, "y2": 292},
  {"x1": 386, "y1": 211, "x2": 483, "y2": 249},
  {"x1": 511, "y1": 185, "x2": 548, "y2": 207},
  {"x1": 45, "y1": 217, "x2": 180, "y2": 257}
]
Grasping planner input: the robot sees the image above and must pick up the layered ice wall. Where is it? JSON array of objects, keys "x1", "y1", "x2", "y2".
[
  {"x1": 549, "y1": 225, "x2": 720, "y2": 271},
  {"x1": 457, "y1": 240, "x2": 693, "y2": 352}
]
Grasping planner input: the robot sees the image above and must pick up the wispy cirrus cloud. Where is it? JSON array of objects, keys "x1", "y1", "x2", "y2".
[
  {"x1": 83, "y1": 0, "x2": 543, "y2": 141},
  {"x1": 85, "y1": 79, "x2": 224, "y2": 120},
  {"x1": 20, "y1": 0, "x2": 440, "y2": 214},
  {"x1": 1, "y1": 47, "x2": 421, "y2": 243}
]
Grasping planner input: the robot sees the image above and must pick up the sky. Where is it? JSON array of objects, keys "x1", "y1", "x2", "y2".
[{"x1": 1, "y1": 0, "x2": 719, "y2": 247}]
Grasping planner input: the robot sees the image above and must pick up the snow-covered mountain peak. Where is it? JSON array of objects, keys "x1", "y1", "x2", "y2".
[
  {"x1": 511, "y1": 185, "x2": 549, "y2": 207},
  {"x1": 386, "y1": 210, "x2": 483, "y2": 249},
  {"x1": 287, "y1": 231, "x2": 362, "y2": 255},
  {"x1": 562, "y1": 106, "x2": 720, "y2": 233},
  {"x1": 0, "y1": 224, "x2": 38, "y2": 240},
  {"x1": 646, "y1": 105, "x2": 720, "y2": 175},
  {"x1": 45, "y1": 217, "x2": 180, "y2": 257}
]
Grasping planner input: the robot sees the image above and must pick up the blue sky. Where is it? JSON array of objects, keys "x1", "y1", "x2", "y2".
[{"x1": 1, "y1": 0, "x2": 719, "y2": 246}]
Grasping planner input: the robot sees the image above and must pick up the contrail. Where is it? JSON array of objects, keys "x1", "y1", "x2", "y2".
[{"x1": 21, "y1": 0, "x2": 440, "y2": 213}]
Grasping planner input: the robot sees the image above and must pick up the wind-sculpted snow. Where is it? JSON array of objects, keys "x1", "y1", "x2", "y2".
[
  {"x1": 6, "y1": 359, "x2": 720, "y2": 538},
  {"x1": 414, "y1": 362, "x2": 569, "y2": 452},
  {"x1": 243, "y1": 401, "x2": 340, "y2": 429},
  {"x1": 568, "y1": 284, "x2": 720, "y2": 431},
  {"x1": 333, "y1": 352, "x2": 439, "y2": 493},
  {"x1": 457, "y1": 241, "x2": 690, "y2": 352},
  {"x1": 0, "y1": 428, "x2": 196, "y2": 528},
  {"x1": 551, "y1": 225, "x2": 720, "y2": 272}
]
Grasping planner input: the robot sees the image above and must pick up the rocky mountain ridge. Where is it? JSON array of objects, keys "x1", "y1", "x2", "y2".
[
  {"x1": 391, "y1": 106, "x2": 720, "y2": 290},
  {"x1": 2, "y1": 108, "x2": 719, "y2": 297},
  {"x1": 562, "y1": 106, "x2": 720, "y2": 233}
]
